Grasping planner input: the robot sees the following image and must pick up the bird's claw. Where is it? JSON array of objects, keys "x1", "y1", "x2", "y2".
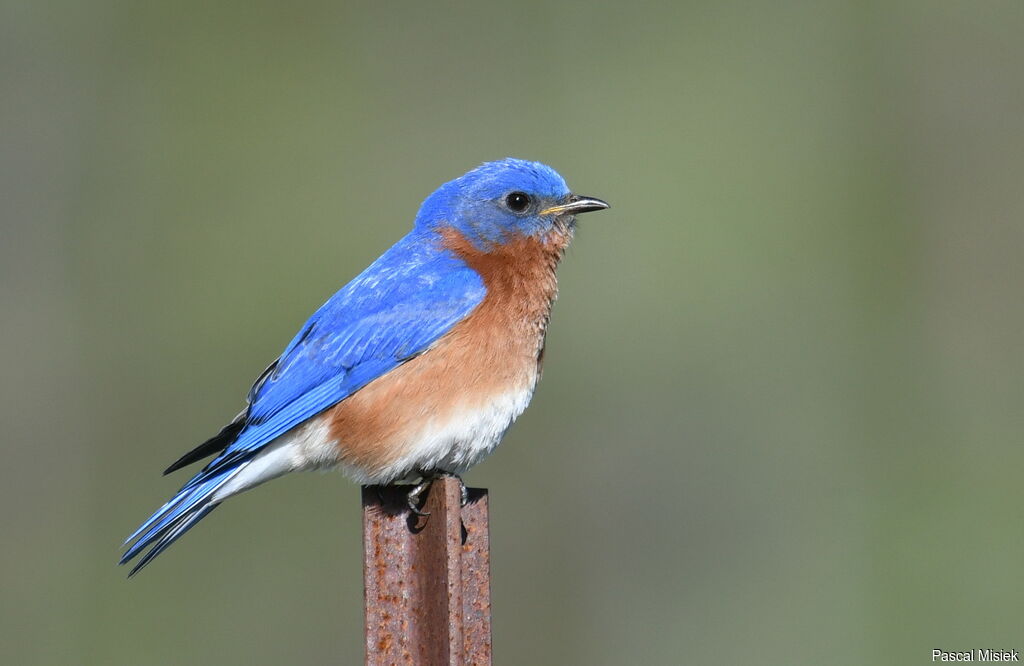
[
  {"x1": 405, "y1": 470, "x2": 468, "y2": 515},
  {"x1": 406, "y1": 477, "x2": 432, "y2": 516}
]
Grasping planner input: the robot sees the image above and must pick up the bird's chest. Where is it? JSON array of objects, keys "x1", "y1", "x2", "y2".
[
  {"x1": 324, "y1": 233, "x2": 567, "y2": 482},
  {"x1": 384, "y1": 272, "x2": 556, "y2": 475},
  {"x1": 427, "y1": 227, "x2": 566, "y2": 403},
  {"x1": 445, "y1": 228, "x2": 565, "y2": 377},
  {"x1": 448, "y1": 276, "x2": 555, "y2": 388}
]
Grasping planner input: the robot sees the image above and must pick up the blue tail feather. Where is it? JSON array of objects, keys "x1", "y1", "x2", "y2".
[
  {"x1": 121, "y1": 465, "x2": 242, "y2": 575},
  {"x1": 126, "y1": 504, "x2": 221, "y2": 577}
]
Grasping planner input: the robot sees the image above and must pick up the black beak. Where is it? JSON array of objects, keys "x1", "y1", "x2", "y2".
[{"x1": 541, "y1": 194, "x2": 610, "y2": 216}]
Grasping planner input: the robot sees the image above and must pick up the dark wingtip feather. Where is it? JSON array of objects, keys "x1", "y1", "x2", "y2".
[
  {"x1": 163, "y1": 420, "x2": 245, "y2": 475},
  {"x1": 123, "y1": 503, "x2": 221, "y2": 577}
]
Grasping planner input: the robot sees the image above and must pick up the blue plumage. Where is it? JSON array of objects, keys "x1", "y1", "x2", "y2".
[
  {"x1": 208, "y1": 229, "x2": 485, "y2": 469},
  {"x1": 121, "y1": 158, "x2": 608, "y2": 575},
  {"x1": 121, "y1": 229, "x2": 485, "y2": 574}
]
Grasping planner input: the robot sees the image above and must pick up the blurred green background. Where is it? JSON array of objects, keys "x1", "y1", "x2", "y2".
[{"x1": 3, "y1": 1, "x2": 1023, "y2": 664}]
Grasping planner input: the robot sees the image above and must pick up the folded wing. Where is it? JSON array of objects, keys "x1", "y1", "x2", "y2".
[{"x1": 121, "y1": 232, "x2": 485, "y2": 574}]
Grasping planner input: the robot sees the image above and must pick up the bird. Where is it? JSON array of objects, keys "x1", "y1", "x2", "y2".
[{"x1": 120, "y1": 158, "x2": 609, "y2": 575}]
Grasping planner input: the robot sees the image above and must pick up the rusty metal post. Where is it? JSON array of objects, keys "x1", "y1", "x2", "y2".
[{"x1": 362, "y1": 477, "x2": 492, "y2": 665}]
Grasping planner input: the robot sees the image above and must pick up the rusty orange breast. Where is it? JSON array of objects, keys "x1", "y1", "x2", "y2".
[{"x1": 324, "y1": 226, "x2": 572, "y2": 479}]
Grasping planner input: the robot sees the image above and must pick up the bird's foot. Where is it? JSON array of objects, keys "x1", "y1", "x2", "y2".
[
  {"x1": 406, "y1": 476, "x2": 433, "y2": 517},
  {"x1": 405, "y1": 470, "x2": 468, "y2": 516}
]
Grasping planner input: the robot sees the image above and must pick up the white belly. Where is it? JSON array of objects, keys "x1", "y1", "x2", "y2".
[
  {"x1": 213, "y1": 385, "x2": 535, "y2": 498},
  {"x1": 370, "y1": 385, "x2": 535, "y2": 483}
]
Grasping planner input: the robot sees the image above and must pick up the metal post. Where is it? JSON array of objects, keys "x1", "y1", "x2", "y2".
[{"x1": 362, "y1": 477, "x2": 492, "y2": 665}]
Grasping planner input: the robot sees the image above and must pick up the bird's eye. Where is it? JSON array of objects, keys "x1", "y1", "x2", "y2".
[{"x1": 504, "y1": 191, "x2": 531, "y2": 213}]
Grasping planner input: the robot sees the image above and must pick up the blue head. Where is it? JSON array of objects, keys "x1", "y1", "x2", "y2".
[{"x1": 414, "y1": 158, "x2": 609, "y2": 248}]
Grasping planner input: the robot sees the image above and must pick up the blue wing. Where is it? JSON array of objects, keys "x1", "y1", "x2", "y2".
[{"x1": 121, "y1": 229, "x2": 485, "y2": 574}]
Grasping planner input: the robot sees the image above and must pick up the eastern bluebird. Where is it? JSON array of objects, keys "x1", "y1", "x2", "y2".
[{"x1": 121, "y1": 158, "x2": 608, "y2": 574}]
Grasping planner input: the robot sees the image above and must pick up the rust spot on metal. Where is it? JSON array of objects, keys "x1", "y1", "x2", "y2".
[{"x1": 362, "y1": 478, "x2": 492, "y2": 665}]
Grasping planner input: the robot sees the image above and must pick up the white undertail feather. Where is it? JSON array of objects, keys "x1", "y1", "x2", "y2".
[{"x1": 210, "y1": 417, "x2": 336, "y2": 501}]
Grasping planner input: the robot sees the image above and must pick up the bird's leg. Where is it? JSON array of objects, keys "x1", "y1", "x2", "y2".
[
  {"x1": 406, "y1": 473, "x2": 434, "y2": 517},
  {"x1": 437, "y1": 470, "x2": 469, "y2": 506},
  {"x1": 453, "y1": 473, "x2": 469, "y2": 507},
  {"x1": 405, "y1": 469, "x2": 469, "y2": 515}
]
